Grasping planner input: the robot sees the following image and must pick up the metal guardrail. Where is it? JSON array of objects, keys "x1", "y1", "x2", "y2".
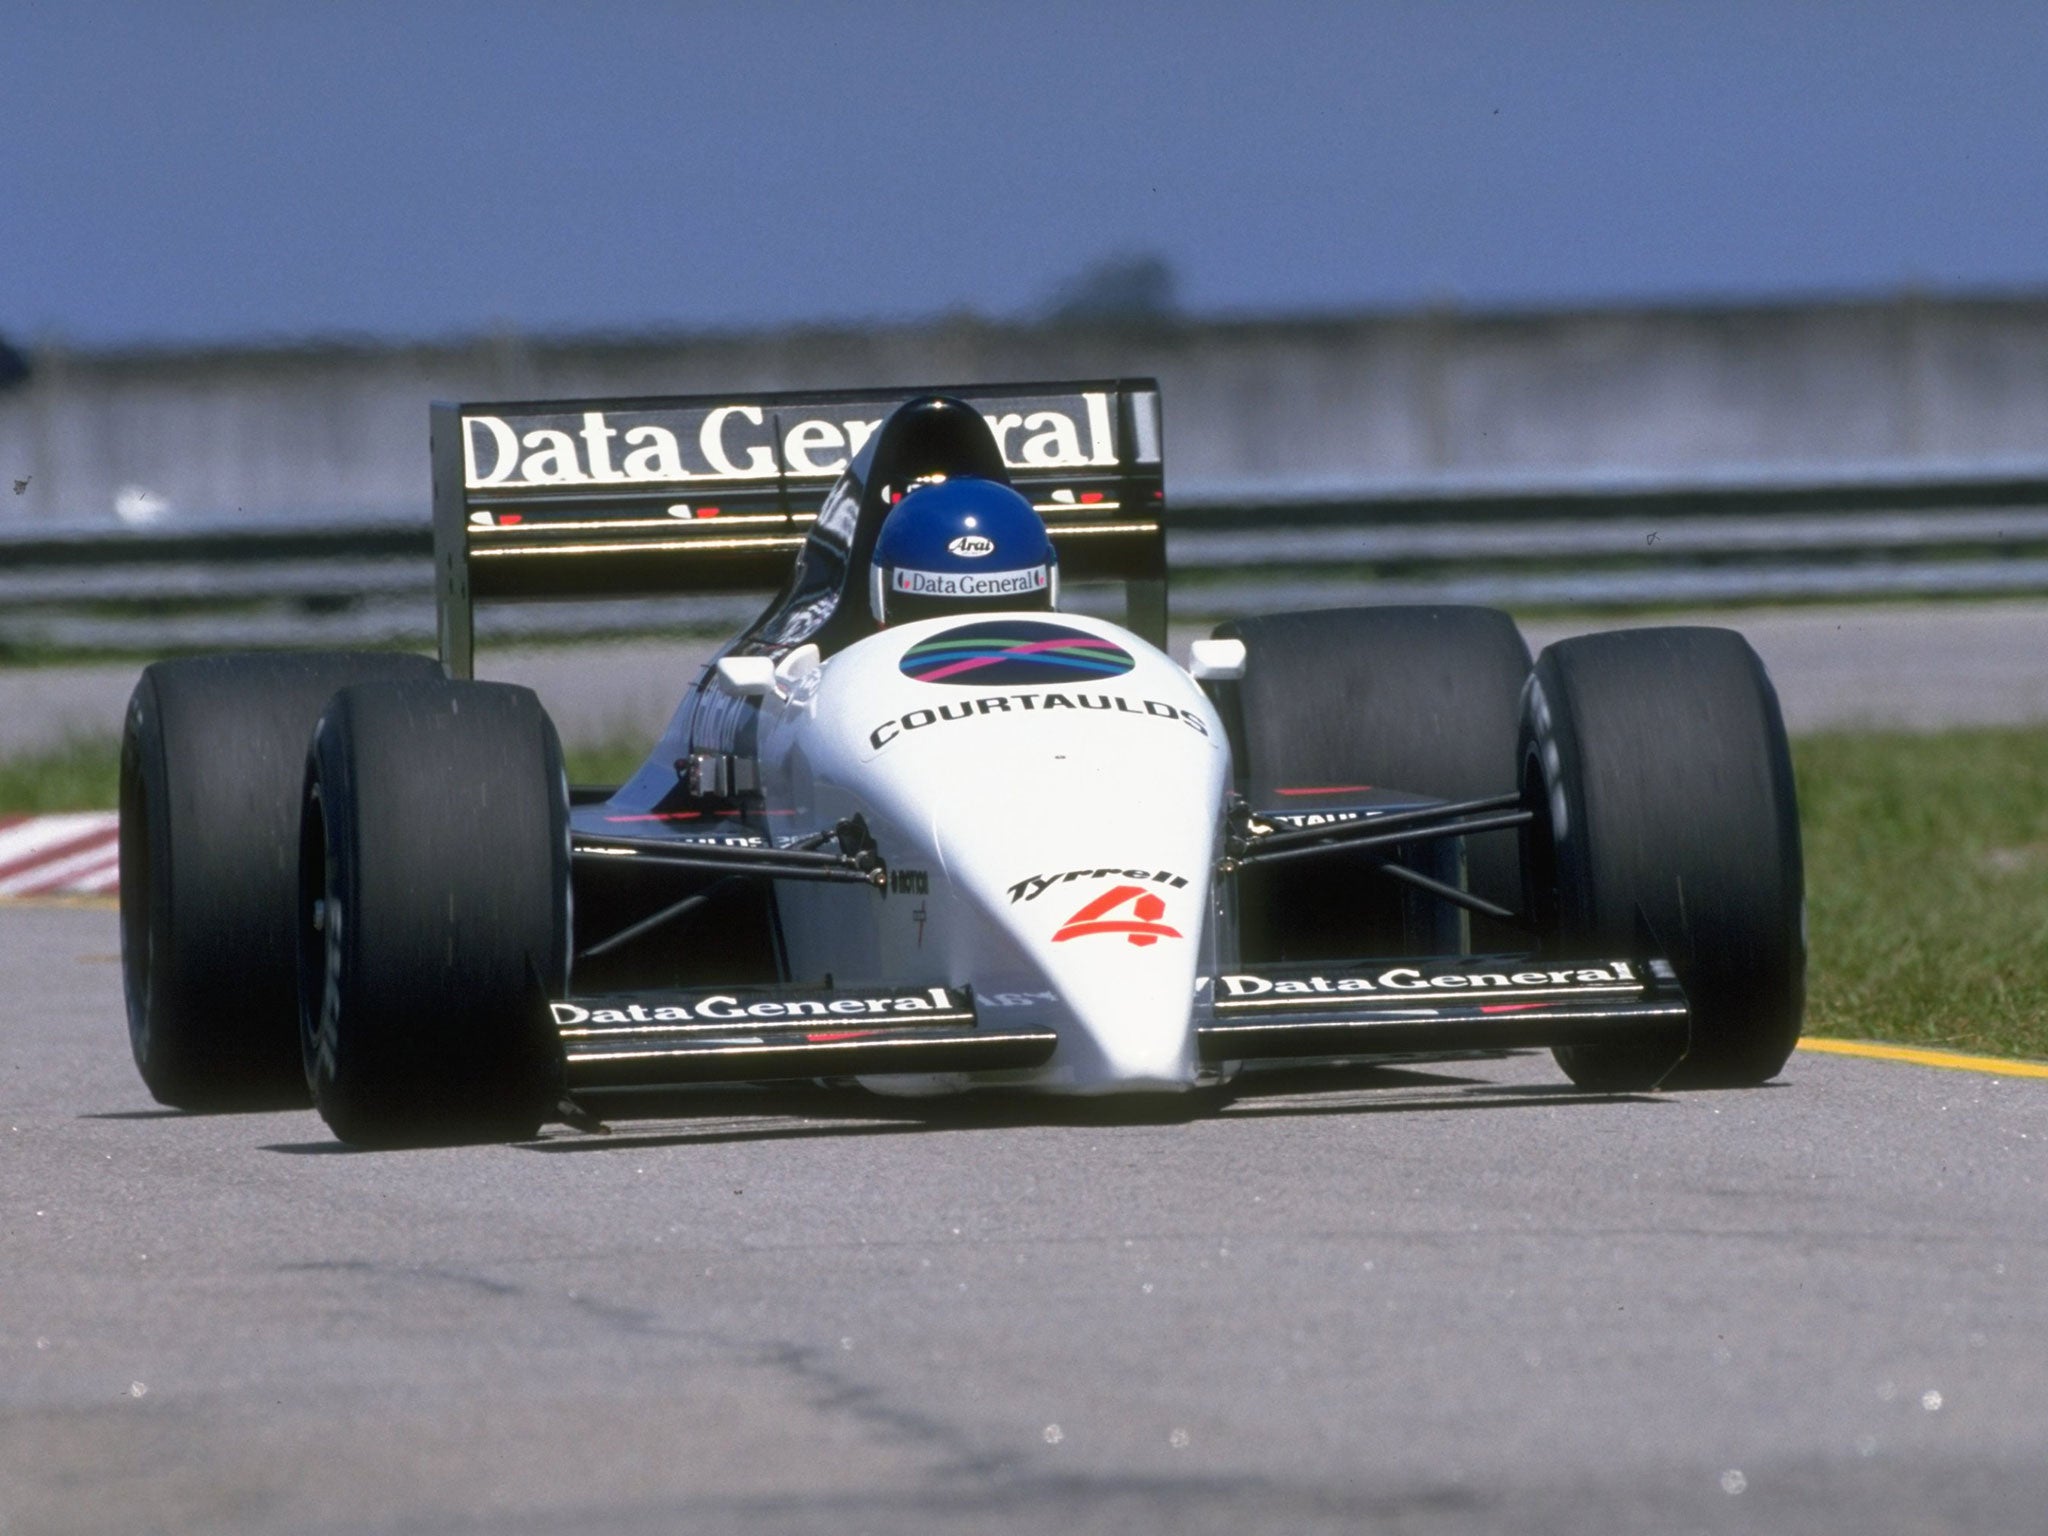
[{"x1": 6, "y1": 467, "x2": 2048, "y2": 651}]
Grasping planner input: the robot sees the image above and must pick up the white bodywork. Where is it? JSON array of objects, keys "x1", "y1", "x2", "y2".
[{"x1": 752, "y1": 612, "x2": 1232, "y2": 1094}]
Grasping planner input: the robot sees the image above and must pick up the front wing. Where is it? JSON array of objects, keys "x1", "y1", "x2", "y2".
[
  {"x1": 1195, "y1": 957, "x2": 1688, "y2": 1063},
  {"x1": 553, "y1": 983, "x2": 1055, "y2": 1091},
  {"x1": 544, "y1": 959, "x2": 1685, "y2": 1099}
]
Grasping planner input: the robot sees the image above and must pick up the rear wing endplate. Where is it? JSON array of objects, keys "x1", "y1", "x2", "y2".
[{"x1": 431, "y1": 379, "x2": 1165, "y2": 675}]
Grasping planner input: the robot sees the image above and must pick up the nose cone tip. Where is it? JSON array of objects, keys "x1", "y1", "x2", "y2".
[{"x1": 1027, "y1": 942, "x2": 1202, "y2": 1091}]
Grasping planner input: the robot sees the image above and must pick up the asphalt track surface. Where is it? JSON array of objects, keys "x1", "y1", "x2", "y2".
[{"x1": 5, "y1": 903, "x2": 2047, "y2": 1535}]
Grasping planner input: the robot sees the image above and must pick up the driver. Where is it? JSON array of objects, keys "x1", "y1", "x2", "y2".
[{"x1": 869, "y1": 476, "x2": 1059, "y2": 626}]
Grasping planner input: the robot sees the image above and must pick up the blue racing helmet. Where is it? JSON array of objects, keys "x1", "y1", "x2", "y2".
[{"x1": 869, "y1": 476, "x2": 1059, "y2": 626}]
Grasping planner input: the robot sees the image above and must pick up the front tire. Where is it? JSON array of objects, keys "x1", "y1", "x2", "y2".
[
  {"x1": 299, "y1": 678, "x2": 571, "y2": 1147},
  {"x1": 1520, "y1": 627, "x2": 1805, "y2": 1090},
  {"x1": 1218, "y1": 605, "x2": 1532, "y2": 960},
  {"x1": 119, "y1": 650, "x2": 441, "y2": 1109}
]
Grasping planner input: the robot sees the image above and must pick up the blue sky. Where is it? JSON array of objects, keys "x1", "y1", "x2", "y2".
[{"x1": 8, "y1": 1, "x2": 2048, "y2": 347}]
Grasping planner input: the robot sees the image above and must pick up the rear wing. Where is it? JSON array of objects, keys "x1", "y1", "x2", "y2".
[{"x1": 430, "y1": 379, "x2": 1165, "y2": 676}]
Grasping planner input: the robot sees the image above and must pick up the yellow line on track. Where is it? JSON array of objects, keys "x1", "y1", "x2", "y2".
[
  {"x1": 1800, "y1": 1037, "x2": 2048, "y2": 1080},
  {"x1": 0, "y1": 895, "x2": 118, "y2": 911}
]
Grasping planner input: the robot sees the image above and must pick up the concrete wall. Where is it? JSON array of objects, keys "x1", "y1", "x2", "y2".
[{"x1": 6, "y1": 293, "x2": 2048, "y2": 526}]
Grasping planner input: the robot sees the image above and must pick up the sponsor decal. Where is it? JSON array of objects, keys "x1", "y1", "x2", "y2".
[
  {"x1": 578, "y1": 833, "x2": 767, "y2": 858},
  {"x1": 1052, "y1": 885, "x2": 1182, "y2": 948},
  {"x1": 552, "y1": 984, "x2": 958, "y2": 1028},
  {"x1": 912, "y1": 901, "x2": 928, "y2": 948},
  {"x1": 982, "y1": 989, "x2": 1058, "y2": 1009},
  {"x1": 866, "y1": 690, "x2": 1209, "y2": 751},
  {"x1": 461, "y1": 392, "x2": 1119, "y2": 490},
  {"x1": 891, "y1": 565, "x2": 1051, "y2": 600},
  {"x1": 899, "y1": 619, "x2": 1134, "y2": 687},
  {"x1": 888, "y1": 868, "x2": 930, "y2": 896},
  {"x1": 947, "y1": 534, "x2": 996, "y2": 558},
  {"x1": 1212, "y1": 962, "x2": 1640, "y2": 999},
  {"x1": 1264, "y1": 810, "x2": 1366, "y2": 831},
  {"x1": 1008, "y1": 867, "x2": 1187, "y2": 904}
]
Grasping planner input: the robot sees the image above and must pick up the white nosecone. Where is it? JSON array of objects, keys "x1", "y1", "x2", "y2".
[
  {"x1": 772, "y1": 611, "x2": 1230, "y2": 1096},
  {"x1": 942, "y1": 775, "x2": 1216, "y2": 1093}
]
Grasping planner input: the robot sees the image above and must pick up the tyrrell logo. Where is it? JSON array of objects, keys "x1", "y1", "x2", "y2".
[
  {"x1": 1009, "y1": 868, "x2": 1188, "y2": 904},
  {"x1": 463, "y1": 393, "x2": 1118, "y2": 489}
]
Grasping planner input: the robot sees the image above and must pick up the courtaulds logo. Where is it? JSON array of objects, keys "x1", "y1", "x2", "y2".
[
  {"x1": 947, "y1": 534, "x2": 996, "y2": 558},
  {"x1": 898, "y1": 619, "x2": 1136, "y2": 687}
]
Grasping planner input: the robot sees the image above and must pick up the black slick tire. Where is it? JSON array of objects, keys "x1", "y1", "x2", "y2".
[
  {"x1": 299, "y1": 677, "x2": 570, "y2": 1147},
  {"x1": 1217, "y1": 605, "x2": 1532, "y2": 959},
  {"x1": 1520, "y1": 627, "x2": 1805, "y2": 1090},
  {"x1": 119, "y1": 650, "x2": 442, "y2": 1110}
]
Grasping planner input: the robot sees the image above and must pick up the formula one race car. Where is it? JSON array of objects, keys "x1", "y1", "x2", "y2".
[{"x1": 118, "y1": 379, "x2": 1805, "y2": 1145}]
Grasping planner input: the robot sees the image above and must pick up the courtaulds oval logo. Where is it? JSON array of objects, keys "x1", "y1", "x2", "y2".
[
  {"x1": 900, "y1": 619, "x2": 1136, "y2": 687},
  {"x1": 947, "y1": 534, "x2": 996, "y2": 558}
]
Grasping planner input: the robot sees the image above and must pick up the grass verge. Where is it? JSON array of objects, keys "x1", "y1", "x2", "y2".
[
  {"x1": 0, "y1": 738, "x2": 121, "y2": 815},
  {"x1": 0, "y1": 736, "x2": 650, "y2": 817},
  {"x1": 6, "y1": 727, "x2": 2046, "y2": 1060},
  {"x1": 1795, "y1": 727, "x2": 2048, "y2": 1059}
]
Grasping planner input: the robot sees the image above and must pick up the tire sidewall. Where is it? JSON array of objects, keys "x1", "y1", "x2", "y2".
[
  {"x1": 1222, "y1": 604, "x2": 1532, "y2": 961},
  {"x1": 120, "y1": 672, "x2": 181, "y2": 1093},
  {"x1": 117, "y1": 650, "x2": 444, "y2": 1110},
  {"x1": 299, "y1": 679, "x2": 568, "y2": 1146},
  {"x1": 1521, "y1": 629, "x2": 1805, "y2": 1088}
]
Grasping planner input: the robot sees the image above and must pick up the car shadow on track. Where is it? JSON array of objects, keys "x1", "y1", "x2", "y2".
[
  {"x1": 509, "y1": 1059, "x2": 1666, "y2": 1154},
  {"x1": 82, "y1": 1104, "x2": 302, "y2": 1120},
  {"x1": 91, "y1": 1059, "x2": 1669, "y2": 1154}
]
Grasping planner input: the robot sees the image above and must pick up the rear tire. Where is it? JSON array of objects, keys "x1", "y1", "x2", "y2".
[
  {"x1": 1217, "y1": 606, "x2": 1532, "y2": 959},
  {"x1": 118, "y1": 650, "x2": 441, "y2": 1110},
  {"x1": 1520, "y1": 627, "x2": 1805, "y2": 1090},
  {"x1": 299, "y1": 678, "x2": 570, "y2": 1147}
]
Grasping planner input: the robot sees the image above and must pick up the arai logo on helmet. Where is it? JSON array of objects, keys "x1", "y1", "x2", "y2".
[
  {"x1": 899, "y1": 619, "x2": 1136, "y2": 687},
  {"x1": 947, "y1": 534, "x2": 996, "y2": 558}
]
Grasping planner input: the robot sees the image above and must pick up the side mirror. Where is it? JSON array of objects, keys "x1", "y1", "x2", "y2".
[
  {"x1": 774, "y1": 644, "x2": 823, "y2": 694},
  {"x1": 1187, "y1": 638, "x2": 1247, "y2": 681},
  {"x1": 714, "y1": 655, "x2": 778, "y2": 697}
]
